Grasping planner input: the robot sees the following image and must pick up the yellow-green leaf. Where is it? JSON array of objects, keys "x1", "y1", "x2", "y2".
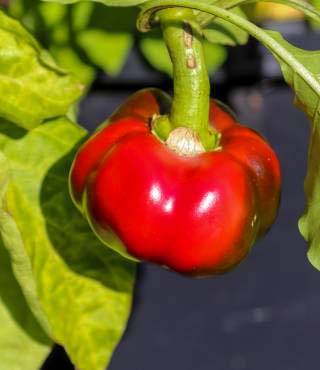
[
  {"x1": 0, "y1": 118, "x2": 136, "y2": 370},
  {"x1": 0, "y1": 10, "x2": 83, "y2": 129},
  {"x1": 0, "y1": 152, "x2": 52, "y2": 370}
]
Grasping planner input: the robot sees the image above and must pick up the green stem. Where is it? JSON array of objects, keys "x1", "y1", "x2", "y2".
[{"x1": 156, "y1": 8, "x2": 215, "y2": 149}]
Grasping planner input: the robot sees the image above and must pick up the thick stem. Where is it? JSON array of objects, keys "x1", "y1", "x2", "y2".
[{"x1": 155, "y1": 8, "x2": 217, "y2": 150}]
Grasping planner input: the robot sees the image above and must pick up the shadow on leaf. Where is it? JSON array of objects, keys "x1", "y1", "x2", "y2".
[
  {"x1": 40, "y1": 143, "x2": 136, "y2": 294},
  {"x1": 0, "y1": 241, "x2": 51, "y2": 345},
  {"x1": 0, "y1": 118, "x2": 27, "y2": 140}
]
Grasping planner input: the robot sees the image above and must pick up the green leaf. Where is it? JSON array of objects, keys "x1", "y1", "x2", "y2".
[
  {"x1": 309, "y1": 0, "x2": 320, "y2": 28},
  {"x1": 243, "y1": 31, "x2": 320, "y2": 268},
  {"x1": 203, "y1": 7, "x2": 248, "y2": 46},
  {"x1": 299, "y1": 124, "x2": 320, "y2": 270},
  {"x1": 231, "y1": 30, "x2": 320, "y2": 271},
  {"x1": 140, "y1": 31, "x2": 226, "y2": 76},
  {"x1": 0, "y1": 117, "x2": 136, "y2": 370},
  {"x1": 0, "y1": 151, "x2": 52, "y2": 370},
  {"x1": 0, "y1": 151, "x2": 52, "y2": 336},
  {"x1": 72, "y1": 1, "x2": 95, "y2": 31},
  {"x1": 39, "y1": 2, "x2": 67, "y2": 28},
  {"x1": 50, "y1": 45, "x2": 96, "y2": 85},
  {"x1": 268, "y1": 36, "x2": 320, "y2": 269},
  {"x1": 42, "y1": 0, "x2": 149, "y2": 6},
  {"x1": 76, "y1": 5, "x2": 137, "y2": 76},
  {"x1": 263, "y1": 31, "x2": 320, "y2": 118},
  {"x1": 0, "y1": 241, "x2": 52, "y2": 370},
  {"x1": 139, "y1": 33, "x2": 172, "y2": 75},
  {"x1": 77, "y1": 29, "x2": 133, "y2": 76},
  {"x1": 0, "y1": 9, "x2": 83, "y2": 129},
  {"x1": 9, "y1": 1, "x2": 96, "y2": 87},
  {"x1": 11, "y1": 1, "x2": 137, "y2": 79},
  {"x1": 203, "y1": 42, "x2": 227, "y2": 71}
]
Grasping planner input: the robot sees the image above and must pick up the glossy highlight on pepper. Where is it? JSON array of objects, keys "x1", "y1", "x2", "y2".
[{"x1": 70, "y1": 89, "x2": 281, "y2": 277}]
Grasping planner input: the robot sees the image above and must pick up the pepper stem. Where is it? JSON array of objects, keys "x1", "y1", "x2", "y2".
[{"x1": 155, "y1": 7, "x2": 217, "y2": 150}]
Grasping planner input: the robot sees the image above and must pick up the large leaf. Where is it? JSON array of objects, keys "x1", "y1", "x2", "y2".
[
  {"x1": 0, "y1": 117, "x2": 136, "y2": 370},
  {"x1": 0, "y1": 242, "x2": 52, "y2": 370},
  {"x1": 0, "y1": 9, "x2": 83, "y2": 129},
  {"x1": 0, "y1": 151, "x2": 52, "y2": 370}
]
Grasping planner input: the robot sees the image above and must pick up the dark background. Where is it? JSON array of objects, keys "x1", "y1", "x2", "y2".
[{"x1": 42, "y1": 21, "x2": 320, "y2": 370}]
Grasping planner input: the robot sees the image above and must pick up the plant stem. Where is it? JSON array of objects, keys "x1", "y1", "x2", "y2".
[{"x1": 156, "y1": 8, "x2": 217, "y2": 150}]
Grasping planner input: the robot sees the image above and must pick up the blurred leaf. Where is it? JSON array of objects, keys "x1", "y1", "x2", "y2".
[
  {"x1": 42, "y1": 0, "x2": 148, "y2": 5},
  {"x1": 203, "y1": 42, "x2": 227, "y2": 71},
  {"x1": 309, "y1": 0, "x2": 320, "y2": 28},
  {"x1": 253, "y1": 3, "x2": 304, "y2": 21},
  {"x1": 0, "y1": 117, "x2": 136, "y2": 370},
  {"x1": 203, "y1": 7, "x2": 248, "y2": 46},
  {"x1": 72, "y1": 1, "x2": 95, "y2": 31},
  {"x1": 10, "y1": 1, "x2": 138, "y2": 79},
  {"x1": 50, "y1": 45, "x2": 96, "y2": 85},
  {"x1": 39, "y1": 2, "x2": 67, "y2": 27},
  {"x1": 0, "y1": 9, "x2": 83, "y2": 129},
  {"x1": 139, "y1": 32, "x2": 171, "y2": 75},
  {"x1": 77, "y1": 30, "x2": 133, "y2": 76},
  {"x1": 140, "y1": 30, "x2": 226, "y2": 76},
  {"x1": 76, "y1": 5, "x2": 137, "y2": 76},
  {"x1": 9, "y1": 1, "x2": 96, "y2": 86}
]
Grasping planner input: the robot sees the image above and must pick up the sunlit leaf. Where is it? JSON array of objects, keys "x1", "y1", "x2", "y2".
[
  {"x1": 0, "y1": 151, "x2": 52, "y2": 370},
  {"x1": 0, "y1": 9, "x2": 83, "y2": 129},
  {"x1": 0, "y1": 118, "x2": 136, "y2": 370}
]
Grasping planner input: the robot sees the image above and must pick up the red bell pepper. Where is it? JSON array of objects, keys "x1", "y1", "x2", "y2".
[{"x1": 70, "y1": 88, "x2": 281, "y2": 277}]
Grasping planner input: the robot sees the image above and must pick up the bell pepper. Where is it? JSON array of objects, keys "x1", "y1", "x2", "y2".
[{"x1": 70, "y1": 88, "x2": 281, "y2": 277}]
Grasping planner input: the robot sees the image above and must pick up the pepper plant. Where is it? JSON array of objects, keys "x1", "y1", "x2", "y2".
[{"x1": 0, "y1": 0, "x2": 320, "y2": 369}]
